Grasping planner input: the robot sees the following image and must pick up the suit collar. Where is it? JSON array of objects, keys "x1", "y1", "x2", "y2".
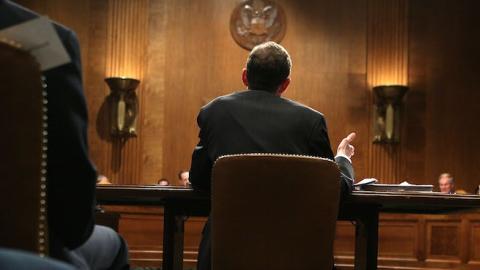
[{"x1": 246, "y1": 89, "x2": 278, "y2": 96}]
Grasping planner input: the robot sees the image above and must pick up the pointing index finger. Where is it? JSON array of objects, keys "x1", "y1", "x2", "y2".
[{"x1": 345, "y1": 132, "x2": 356, "y2": 142}]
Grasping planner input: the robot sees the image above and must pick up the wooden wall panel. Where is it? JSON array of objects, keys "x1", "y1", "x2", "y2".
[
  {"x1": 102, "y1": 0, "x2": 150, "y2": 184},
  {"x1": 366, "y1": 0, "x2": 409, "y2": 184},
  {"x1": 120, "y1": 214, "x2": 163, "y2": 266},
  {"x1": 159, "y1": 0, "x2": 369, "y2": 182},
  {"x1": 15, "y1": 0, "x2": 480, "y2": 190},
  {"x1": 378, "y1": 219, "x2": 418, "y2": 259},
  {"x1": 102, "y1": 205, "x2": 206, "y2": 268},
  {"x1": 16, "y1": 0, "x2": 480, "y2": 189},
  {"x1": 334, "y1": 221, "x2": 355, "y2": 257},
  {"x1": 184, "y1": 217, "x2": 207, "y2": 266},
  {"x1": 14, "y1": 0, "x2": 151, "y2": 185},
  {"x1": 160, "y1": 0, "x2": 249, "y2": 182},
  {"x1": 44, "y1": 0, "x2": 91, "y2": 61},
  {"x1": 426, "y1": 220, "x2": 462, "y2": 260},
  {"x1": 469, "y1": 220, "x2": 480, "y2": 264},
  {"x1": 112, "y1": 206, "x2": 165, "y2": 267},
  {"x1": 84, "y1": 0, "x2": 109, "y2": 178},
  {"x1": 281, "y1": 0, "x2": 369, "y2": 179},
  {"x1": 141, "y1": 0, "x2": 168, "y2": 184},
  {"x1": 407, "y1": 0, "x2": 480, "y2": 190},
  {"x1": 101, "y1": 207, "x2": 480, "y2": 269}
]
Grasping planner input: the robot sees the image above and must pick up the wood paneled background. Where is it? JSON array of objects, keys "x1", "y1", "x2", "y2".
[
  {"x1": 15, "y1": 0, "x2": 480, "y2": 190},
  {"x1": 102, "y1": 205, "x2": 480, "y2": 269}
]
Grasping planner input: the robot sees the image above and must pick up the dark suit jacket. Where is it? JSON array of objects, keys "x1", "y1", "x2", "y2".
[
  {"x1": 189, "y1": 89, "x2": 354, "y2": 193},
  {"x1": 189, "y1": 89, "x2": 355, "y2": 270},
  {"x1": 0, "y1": 0, "x2": 97, "y2": 256}
]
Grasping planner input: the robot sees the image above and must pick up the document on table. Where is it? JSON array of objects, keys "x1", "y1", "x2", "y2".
[
  {"x1": 0, "y1": 16, "x2": 70, "y2": 71},
  {"x1": 354, "y1": 178, "x2": 378, "y2": 187},
  {"x1": 354, "y1": 178, "x2": 434, "y2": 192}
]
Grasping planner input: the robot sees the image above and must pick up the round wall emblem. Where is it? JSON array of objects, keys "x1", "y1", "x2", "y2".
[{"x1": 230, "y1": 0, "x2": 287, "y2": 50}]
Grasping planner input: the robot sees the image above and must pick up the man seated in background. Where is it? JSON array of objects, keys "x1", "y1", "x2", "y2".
[
  {"x1": 189, "y1": 41, "x2": 356, "y2": 270},
  {"x1": 438, "y1": 173, "x2": 456, "y2": 194},
  {"x1": 178, "y1": 170, "x2": 190, "y2": 186},
  {"x1": 0, "y1": 1, "x2": 128, "y2": 269},
  {"x1": 97, "y1": 174, "x2": 112, "y2": 185},
  {"x1": 158, "y1": 178, "x2": 170, "y2": 186}
]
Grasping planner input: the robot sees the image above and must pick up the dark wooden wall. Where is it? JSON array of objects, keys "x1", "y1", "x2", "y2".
[
  {"x1": 405, "y1": 0, "x2": 480, "y2": 192},
  {"x1": 14, "y1": 0, "x2": 480, "y2": 190}
]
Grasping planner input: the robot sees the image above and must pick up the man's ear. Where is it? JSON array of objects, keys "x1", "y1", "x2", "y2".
[
  {"x1": 276, "y1": 78, "x2": 290, "y2": 96},
  {"x1": 242, "y1": 68, "x2": 248, "y2": 87}
]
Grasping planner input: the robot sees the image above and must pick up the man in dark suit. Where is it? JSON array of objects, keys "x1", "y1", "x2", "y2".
[
  {"x1": 0, "y1": 1, "x2": 128, "y2": 269},
  {"x1": 189, "y1": 41, "x2": 356, "y2": 270}
]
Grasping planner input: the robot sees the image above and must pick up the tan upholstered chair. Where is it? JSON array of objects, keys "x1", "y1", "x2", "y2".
[
  {"x1": 212, "y1": 153, "x2": 341, "y2": 270},
  {"x1": 0, "y1": 41, "x2": 49, "y2": 256}
]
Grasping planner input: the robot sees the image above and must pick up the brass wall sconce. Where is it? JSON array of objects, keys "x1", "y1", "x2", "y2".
[
  {"x1": 372, "y1": 85, "x2": 408, "y2": 144},
  {"x1": 104, "y1": 77, "x2": 140, "y2": 137}
]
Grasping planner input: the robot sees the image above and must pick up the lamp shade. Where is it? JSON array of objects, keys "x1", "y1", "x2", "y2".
[
  {"x1": 373, "y1": 85, "x2": 408, "y2": 105},
  {"x1": 105, "y1": 77, "x2": 140, "y2": 93}
]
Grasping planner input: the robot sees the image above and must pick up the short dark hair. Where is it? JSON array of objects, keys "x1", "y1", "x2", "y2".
[{"x1": 246, "y1": 41, "x2": 292, "y2": 92}]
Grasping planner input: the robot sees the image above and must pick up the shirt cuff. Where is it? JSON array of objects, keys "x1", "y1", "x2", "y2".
[{"x1": 335, "y1": 154, "x2": 351, "y2": 163}]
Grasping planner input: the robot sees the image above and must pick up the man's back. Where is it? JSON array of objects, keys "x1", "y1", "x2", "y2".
[
  {"x1": 190, "y1": 89, "x2": 339, "y2": 191},
  {"x1": 204, "y1": 90, "x2": 333, "y2": 157},
  {"x1": 190, "y1": 89, "x2": 354, "y2": 270},
  {"x1": 189, "y1": 42, "x2": 356, "y2": 270}
]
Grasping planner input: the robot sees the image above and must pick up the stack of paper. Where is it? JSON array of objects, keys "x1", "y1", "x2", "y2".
[{"x1": 354, "y1": 179, "x2": 433, "y2": 192}]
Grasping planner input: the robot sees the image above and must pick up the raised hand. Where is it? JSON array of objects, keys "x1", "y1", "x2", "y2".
[{"x1": 336, "y1": 132, "x2": 356, "y2": 159}]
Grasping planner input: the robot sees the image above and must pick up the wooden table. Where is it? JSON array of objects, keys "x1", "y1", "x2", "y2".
[{"x1": 96, "y1": 185, "x2": 480, "y2": 270}]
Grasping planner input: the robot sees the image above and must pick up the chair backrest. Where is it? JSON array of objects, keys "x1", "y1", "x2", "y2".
[
  {"x1": 212, "y1": 153, "x2": 341, "y2": 270},
  {"x1": 0, "y1": 41, "x2": 48, "y2": 255}
]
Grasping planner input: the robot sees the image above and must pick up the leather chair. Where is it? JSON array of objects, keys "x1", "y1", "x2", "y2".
[
  {"x1": 0, "y1": 41, "x2": 49, "y2": 256},
  {"x1": 212, "y1": 153, "x2": 341, "y2": 270}
]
